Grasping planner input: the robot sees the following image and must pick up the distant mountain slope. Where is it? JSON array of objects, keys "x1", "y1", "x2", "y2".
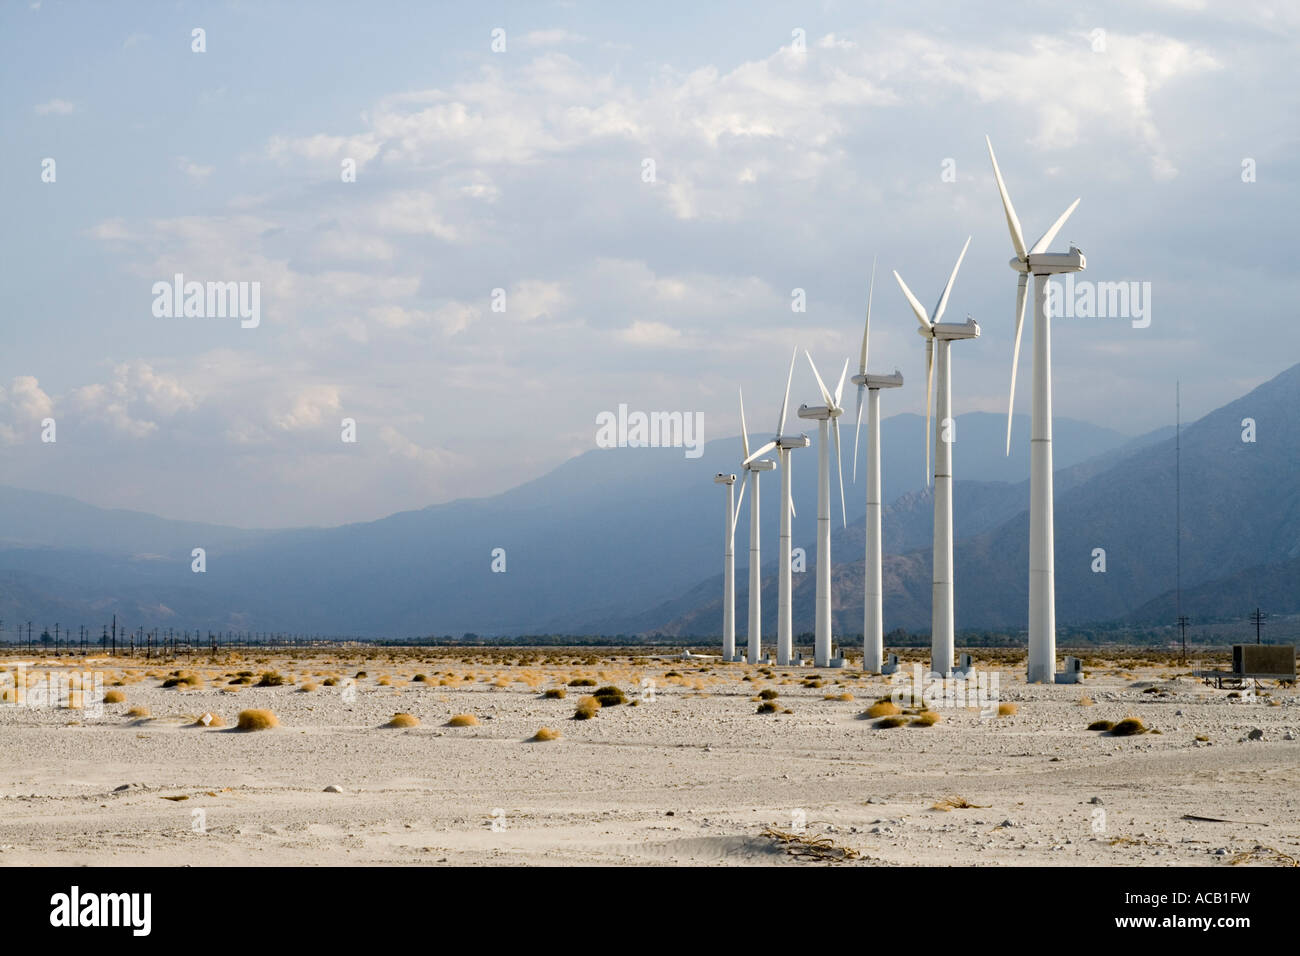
[
  {"x1": 0, "y1": 412, "x2": 1126, "y2": 636},
  {"x1": 650, "y1": 364, "x2": 1300, "y2": 636}
]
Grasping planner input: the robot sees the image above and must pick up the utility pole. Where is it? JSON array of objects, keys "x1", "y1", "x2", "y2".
[
  {"x1": 1175, "y1": 380, "x2": 1182, "y2": 656},
  {"x1": 1176, "y1": 615, "x2": 1189, "y2": 664},
  {"x1": 112, "y1": 613, "x2": 117, "y2": 656},
  {"x1": 1249, "y1": 608, "x2": 1266, "y2": 645}
]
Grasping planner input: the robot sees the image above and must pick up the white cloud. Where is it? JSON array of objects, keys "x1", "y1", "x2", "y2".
[
  {"x1": 619, "y1": 320, "x2": 683, "y2": 347},
  {"x1": 34, "y1": 98, "x2": 74, "y2": 115},
  {"x1": 178, "y1": 157, "x2": 214, "y2": 182}
]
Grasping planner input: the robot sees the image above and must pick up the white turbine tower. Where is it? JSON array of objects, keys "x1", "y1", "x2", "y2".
[
  {"x1": 894, "y1": 237, "x2": 979, "y2": 678},
  {"x1": 986, "y1": 136, "x2": 1086, "y2": 684},
  {"x1": 741, "y1": 348, "x2": 810, "y2": 666},
  {"x1": 798, "y1": 353, "x2": 849, "y2": 668},
  {"x1": 735, "y1": 389, "x2": 775, "y2": 664},
  {"x1": 850, "y1": 260, "x2": 904, "y2": 674},
  {"x1": 713, "y1": 471, "x2": 738, "y2": 661}
]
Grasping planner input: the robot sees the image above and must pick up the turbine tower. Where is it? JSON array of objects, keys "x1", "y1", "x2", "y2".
[
  {"x1": 742, "y1": 348, "x2": 810, "y2": 666},
  {"x1": 986, "y1": 136, "x2": 1086, "y2": 684},
  {"x1": 713, "y1": 471, "x2": 738, "y2": 660},
  {"x1": 850, "y1": 259, "x2": 904, "y2": 673},
  {"x1": 894, "y1": 237, "x2": 979, "y2": 678},
  {"x1": 798, "y1": 354, "x2": 849, "y2": 668},
  {"x1": 736, "y1": 389, "x2": 775, "y2": 664}
]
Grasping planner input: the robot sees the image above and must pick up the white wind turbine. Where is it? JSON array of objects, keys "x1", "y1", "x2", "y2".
[
  {"x1": 735, "y1": 389, "x2": 775, "y2": 664},
  {"x1": 712, "y1": 470, "x2": 738, "y2": 661},
  {"x1": 850, "y1": 259, "x2": 904, "y2": 674},
  {"x1": 986, "y1": 135, "x2": 1086, "y2": 684},
  {"x1": 741, "y1": 348, "x2": 810, "y2": 667},
  {"x1": 894, "y1": 237, "x2": 979, "y2": 678},
  {"x1": 798, "y1": 353, "x2": 849, "y2": 668}
]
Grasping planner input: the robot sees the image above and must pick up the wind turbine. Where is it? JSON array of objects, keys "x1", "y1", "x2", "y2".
[
  {"x1": 798, "y1": 353, "x2": 849, "y2": 668},
  {"x1": 850, "y1": 259, "x2": 904, "y2": 673},
  {"x1": 735, "y1": 389, "x2": 775, "y2": 664},
  {"x1": 986, "y1": 135, "x2": 1086, "y2": 684},
  {"x1": 741, "y1": 348, "x2": 810, "y2": 666},
  {"x1": 712, "y1": 470, "x2": 738, "y2": 661},
  {"x1": 894, "y1": 237, "x2": 979, "y2": 678}
]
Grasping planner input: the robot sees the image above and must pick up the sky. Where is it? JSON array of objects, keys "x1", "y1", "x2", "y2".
[{"x1": 2, "y1": 0, "x2": 1296, "y2": 528}]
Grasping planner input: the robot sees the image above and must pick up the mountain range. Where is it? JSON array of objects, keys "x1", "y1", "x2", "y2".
[{"x1": 0, "y1": 364, "x2": 1295, "y2": 640}]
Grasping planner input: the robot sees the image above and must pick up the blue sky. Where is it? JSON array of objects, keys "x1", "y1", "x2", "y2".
[{"x1": 2, "y1": 0, "x2": 1296, "y2": 527}]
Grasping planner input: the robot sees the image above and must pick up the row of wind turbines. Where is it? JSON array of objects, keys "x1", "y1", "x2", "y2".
[{"x1": 714, "y1": 138, "x2": 1087, "y2": 682}]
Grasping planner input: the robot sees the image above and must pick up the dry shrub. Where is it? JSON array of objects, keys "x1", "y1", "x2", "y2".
[
  {"x1": 542, "y1": 688, "x2": 567, "y2": 699},
  {"x1": 573, "y1": 696, "x2": 601, "y2": 720},
  {"x1": 874, "y1": 716, "x2": 906, "y2": 729},
  {"x1": 593, "y1": 686, "x2": 626, "y2": 707},
  {"x1": 104, "y1": 690, "x2": 126, "y2": 704},
  {"x1": 255, "y1": 672, "x2": 285, "y2": 687},
  {"x1": 530, "y1": 727, "x2": 562, "y2": 742},
  {"x1": 758, "y1": 688, "x2": 779, "y2": 700},
  {"x1": 235, "y1": 709, "x2": 278, "y2": 731},
  {"x1": 126, "y1": 706, "x2": 150, "y2": 718},
  {"x1": 355, "y1": 670, "x2": 368, "y2": 679},
  {"x1": 910, "y1": 710, "x2": 940, "y2": 727},
  {"x1": 1078, "y1": 696, "x2": 1094, "y2": 706},
  {"x1": 446, "y1": 713, "x2": 478, "y2": 727},
  {"x1": 192, "y1": 712, "x2": 225, "y2": 728},
  {"x1": 377, "y1": 677, "x2": 392, "y2": 686},
  {"x1": 825, "y1": 692, "x2": 854, "y2": 702},
  {"x1": 412, "y1": 674, "x2": 429, "y2": 683},
  {"x1": 1088, "y1": 719, "x2": 1115, "y2": 731},
  {"x1": 568, "y1": 677, "x2": 596, "y2": 687},
  {"x1": 997, "y1": 702, "x2": 1018, "y2": 717},
  {"x1": 757, "y1": 701, "x2": 779, "y2": 714},
  {"x1": 865, "y1": 700, "x2": 901, "y2": 718},
  {"x1": 162, "y1": 672, "x2": 202, "y2": 689},
  {"x1": 298, "y1": 682, "x2": 318, "y2": 693},
  {"x1": 1110, "y1": 717, "x2": 1147, "y2": 736},
  {"x1": 932, "y1": 795, "x2": 988, "y2": 811},
  {"x1": 386, "y1": 713, "x2": 420, "y2": 728},
  {"x1": 322, "y1": 677, "x2": 338, "y2": 686}
]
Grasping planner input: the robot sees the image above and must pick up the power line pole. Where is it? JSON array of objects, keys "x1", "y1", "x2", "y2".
[
  {"x1": 1249, "y1": 607, "x2": 1266, "y2": 644},
  {"x1": 1175, "y1": 380, "x2": 1182, "y2": 647},
  {"x1": 1176, "y1": 615, "x2": 1189, "y2": 664}
]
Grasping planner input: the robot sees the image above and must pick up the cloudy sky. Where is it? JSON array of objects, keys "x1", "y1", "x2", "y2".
[{"x1": 2, "y1": 1, "x2": 1296, "y2": 528}]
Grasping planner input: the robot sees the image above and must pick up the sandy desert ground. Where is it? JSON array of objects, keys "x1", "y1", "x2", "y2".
[{"x1": 1, "y1": 648, "x2": 1297, "y2": 867}]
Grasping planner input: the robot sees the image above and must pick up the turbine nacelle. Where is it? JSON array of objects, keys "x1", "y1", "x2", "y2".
[
  {"x1": 745, "y1": 458, "x2": 776, "y2": 472},
  {"x1": 713, "y1": 473, "x2": 737, "y2": 485},
  {"x1": 796, "y1": 404, "x2": 835, "y2": 422},
  {"x1": 1013, "y1": 247, "x2": 1087, "y2": 275},
  {"x1": 929, "y1": 318, "x2": 981, "y2": 341},
  {"x1": 851, "y1": 369, "x2": 904, "y2": 390},
  {"x1": 778, "y1": 434, "x2": 811, "y2": 449}
]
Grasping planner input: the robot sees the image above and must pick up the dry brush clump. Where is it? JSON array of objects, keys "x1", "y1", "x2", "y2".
[
  {"x1": 874, "y1": 716, "x2": 906, "y2": 729},
  {"x1": 865, "y1": 700, "x2": 901, "y2": 719},
  {"x1": 542, "y1": 687, "x2": 567, "y2": 699},
  {"x1": 192, "y1": 712, "x2": 225, "y2": 728},
  {"x1": 446, "y1": 714, "x2": 478, "y2": 727},
  {"x1": 530, "y1": 727, "x2": 562, "y2": 742},
  {"x1": 1110, "y1": 717, "x2": 1147, "y2": 736},
  {"x1": 573, "y1": 696, "x2": 601, "y2": 720},
  {"x1": 103, "y1": 690, "x2": 126, "y2": 704},
  {"x1": 756, "y1": 701, "x2": 779, "y2": 714},
  {"x1": 126, "y1": 706, "x2": 150, "y2": 718},
  {"x1": 235, "y1": 709, "x2": 279, "y2": 731},
  {"x1": 997, "y1": 702, "x2": 1018, "y2": 717},
  {"x1": 255, "y1": 672, "x2": 286, "y2": 687},
  {"x1": 910, "y1": 710, "x2": 941, "y2": 727},
  {"x1": 592, "y1": 685, "x2": 626, "y2": 707},
  {"x1": 385, "y1": 713, "x2": 420, "y2": 728},
  {"x1": 1087, "y1": 719, "x2": 1115, "y2": 731}
]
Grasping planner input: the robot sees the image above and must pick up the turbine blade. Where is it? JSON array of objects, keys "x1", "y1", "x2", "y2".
[
  {"x1": 925, "y1": 338, "x2": 934, "y2": 486},
  {"x1": 739, "y1": 387, "x2": 750, "y2": 461},
  {"x1": 1005, "y1": 272, "x2": 1029, "y2": 456},
  {"x1": 933, "y1": 235, "x2": 972, "y2": 324},
  {"x1": 742, "y1": 440, "x2": 776, "y2": 467},
  {"x1": 833, "y1": 417, "x2": 846, "y2": 527},
  {"x1": 777, "y1": 345, "x2": 796, "y2": 438},
  {"x1": 834, "y1": 356, "x2": 849, "y2": 408},
  {"x1": 852, "y1": 383, "x2": 865, "y2": 484},
  {"x1": 732, "y1": 472, "x2": 748, "y2": 539},
  {"x1": 894, "y1": 271, "x2": 931, "y2": 331},
  {"x1": 1029, "y1": 198, "x2": 1081, "y2": 255},
  {"x1": 986, "y1": 135, "x2": 1027, "y2": 260},
  {"x1": 858, "y1": 256, "x2": 876, "y2": 375},
  {"x1": 805, "y1": 350, "x2": 833, "y2": 407}
]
